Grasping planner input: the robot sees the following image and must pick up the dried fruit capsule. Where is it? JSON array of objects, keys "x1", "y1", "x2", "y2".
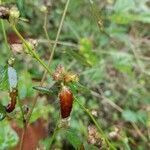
[{"x1": 59, "y1": 86, "x2": 73, "y2": 118}]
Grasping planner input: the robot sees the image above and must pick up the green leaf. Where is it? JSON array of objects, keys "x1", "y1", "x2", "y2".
[
  {"x1": 0, "y1": 103, "x2": 6, "y2": 121},
  {"x1": 79, "y1": 38, "x2": 98, "y2": 66},
  {"x1": 85, "y1": 144, "x2": 99, "y2": 150},
  {"x1": 0, "y1": 120, "x2": 19, "y2": 149},
  {"x1": 65, "y1": 49, "x2": 92, "y2": 67},
  {"x1": 30, "y1": 100, "x2": 53, "y2": 123},
  {"x1": 137, "y1": 111, "x2": 147, "y2": 125},
  {"x1": 0, "y1": 65, "x2": 8, "y2": 91},
  {"x1": 17, "y1": 0, "x2": 25, "y2": 17},
  {"x1": 33, "y1": 86, "x2": 54, "y2": 95},
  {"x1": 8, "y1": 66, "x2": 18, "y2": 91},
  {"x1": 122, "y1": 110, "x2": 138, "y2": 123},
  {"x1": 65, "y1": 129, "x2": 82, "y2": 149},
  {"x1": 111, "y1": 51, "x2": 133, "y2": 74},
  {"x1": 111, "y1": 12, "x2": 150, "y2": 24},
  {"x1": 18, "y1": 71, "x2": 34, "y2": 99},
  {"x1": 114, "y1": 0, "x2": 135, "y2": 12}
]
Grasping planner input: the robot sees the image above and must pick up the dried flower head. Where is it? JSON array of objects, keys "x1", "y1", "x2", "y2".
[
  {"x1": 52, "y1": 65, "x2": 65, "y2": 81},
  {"x1": 52, "y1": 65, "x2": 78, "y2": 83},
  {"x1": 88, "y1": 125, "x2": 102, "y2": 147}
]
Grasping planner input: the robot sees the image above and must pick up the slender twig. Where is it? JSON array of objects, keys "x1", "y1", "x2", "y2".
[
  {"x1": 38, "y1": 39, "x2": 78, "y2": 48},
  {"x1": 43, "y1": 12, "x2": 51, "y2": 48},
  {"x1": 25, "y1": 94, "x2": 39, "y2": 124},
  {"x1": 17, "y1": 97, "x2": 26, "y2": 128},
  {"x1": 19, "y1": 127, "x2": 26, "y2": 150},
  {"x1": 75, "y1": 97, "x2": 116, "y2": 150},
  {"x1": 41, "y1": 0, "x2": 70, "y2": 84},
  {"x1": 1, "y1": 20, "x2": 10, "y2": 51}
]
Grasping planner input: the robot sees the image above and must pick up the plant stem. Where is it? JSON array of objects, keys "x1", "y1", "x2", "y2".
[
  {"x1": 1, "y1": 20, "x2": 10, "y2": 52},
  {"x1": 19, "y1": 127, "x2": 26, "y2": 150},
  {"x1": 17, "y1": 97, "x2": 26, "y2": 126},
  {"x1": 41, "y1": 0, "x2": 70, "y2": 84},
  {"x1": 25, "y1": 94, "x2": 39, "y2": 124},
  {"x1": 47, "y1": 122, "x2": 60, "y2": 149},
  {"x1": 75, "y1": 97, "x2": 116, "y2": 150},
  {"x1": 12, "y1": 25, "x2": 52, "y2": 75}
]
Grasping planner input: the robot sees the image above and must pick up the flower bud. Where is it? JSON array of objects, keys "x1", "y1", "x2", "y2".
[{"x1": 9, "y1": 6, "x2": 20, "y2": 24}]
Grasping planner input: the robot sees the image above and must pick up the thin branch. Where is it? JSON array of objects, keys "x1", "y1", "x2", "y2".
[
  {"x1": 41, "y1": 0, "x2": 71, "y2": 84},
  {"x1": 0, "y1": 20, "x2": 10, "y2": 52},
  {"x1": 38, "y1": 39, "x2": 78, "y2": 48}
]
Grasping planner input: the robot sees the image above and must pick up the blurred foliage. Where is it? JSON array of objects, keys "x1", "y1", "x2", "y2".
[
  {"x1": 0, "y1": 0, "x2": 150, "y2": 149},
  {"x1": 0, "y1": 120, "x2": 19, "y2": 149}
]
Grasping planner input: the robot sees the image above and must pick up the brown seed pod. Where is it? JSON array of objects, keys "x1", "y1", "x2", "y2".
[
  {"x1": 59, "y1": 86, "x2": 73, "y2": 118},
  {"x1": 6, "y1": 89, "x2": 17, "y2": 113}
]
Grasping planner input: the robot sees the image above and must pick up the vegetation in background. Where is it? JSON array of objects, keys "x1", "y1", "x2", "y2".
[{"x1": 0, "y1": 0, "x2": 150, "y2": 149}]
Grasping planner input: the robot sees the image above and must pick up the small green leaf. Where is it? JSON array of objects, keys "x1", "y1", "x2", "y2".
[
  {"x1": 30, "y1": 100, "x2": 53, "y2": 123},
  {"x1": 68, "y1": 82, "x2": 91, "y2": 95},
  {"x1": 122, "y1": 110, "x2": 138, "y2": 123},
  {"x1": 114, "y1": 0, "x2": 135, "y2": 12},
  {"x1": 65, "y1": 50, "x2": 92, "y2": 67},
  {"x1": 8, "y1": 66, "x2": 18, "y2": 91},
  {"x1": 0, "y1": 120, "x2": 19, "y2": 149},
  {"x1": 0, "y1": 103, "x2": 6, "y2": 121},
  {"x1": 65, "y1": 129, "x2": 82, "y2": 149},
  {"x1": 33, "y1": 86, "x2": 53, "y2": 94},
  {"x1": 85, "y1": 144, "x2": 99, "y2": 150},
  {"x1": 0, "y1": 65, "x2": 8, "y2": 91},
  {"x1": 18, "y1": 71, "x2": 34, "y2": 99},
  {"x1": 79, "y1": 38, "x2": 98, "y2": 66}
]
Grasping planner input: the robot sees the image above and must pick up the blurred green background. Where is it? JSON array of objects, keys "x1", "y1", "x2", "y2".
[{"x1": 0, "y1": 0, "x2": 150, "y2": 149}]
